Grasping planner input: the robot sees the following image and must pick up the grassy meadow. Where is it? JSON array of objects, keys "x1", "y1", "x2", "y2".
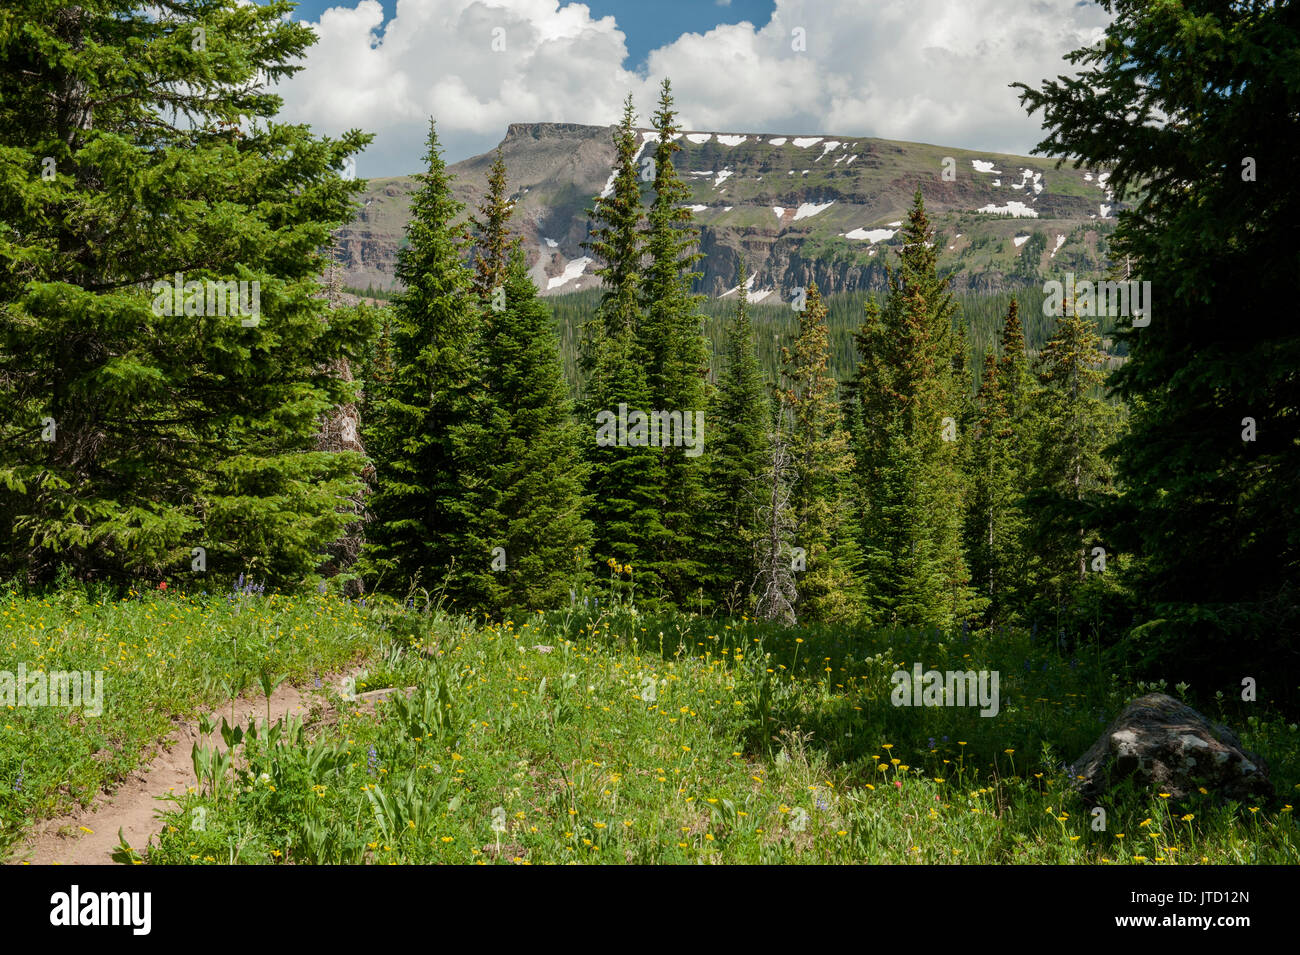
[{"x1": 4, "y1": 582, "x2": 1296, "y2": 864}]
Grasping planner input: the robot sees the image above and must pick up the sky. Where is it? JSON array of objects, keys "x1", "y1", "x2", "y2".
[{"x1": 270, "y1": 0, "x2": 1113, "y2": 177}]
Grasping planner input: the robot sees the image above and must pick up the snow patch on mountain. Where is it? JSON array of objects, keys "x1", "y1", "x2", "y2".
[
  {"x1": 1050, "y1": 234, "x2": 1066, "y2": 257},
  {"x1": 793, "y1": 201, "x2": 834, "y2": 221},
  {"x1": 714, "y1": 169, "x2": 733, "y2": 187},
  {"x1": 716, "y1": 134, "x2": 747, "y2": 146},
  {"x1": 976, "y1": 201, "x2": 1038, "y2": 218},
  {"x1": 768, "y1": 137, "x2": 788, "y2": 146},
  {"x1": 845, "y1": 227, "x2": 896, "y2": 243},
  {"x1": 816, "y1": 141, "x2": 842, "y2": 161},
  {"x1": 722, "y1": 272, "x2": 775, "y2": 303},
  {"x1": 547, "y1": 256, "x2": 593, "y2": 290},
  {"x1": 971, "y1": 159, "x2": 1002, "y2": 174},
  {"x1": 720, "y1": 272, "x2": 756, "y2": 297},
  {"x1": 544, "y1": 237, "x2": 558, "y2": 248},
  {"x1": 792, "y1": 137, "x2": 822, "y2": 148},
  {"x1": 686, "y1": 133, "x2": 712, "y2": 144},
  {"x1": 600, "y1": 135, "x2": 654, "y2": 198},
  {"x1": 1013, "y1": 234, "x2": 1030, "y2": 247}
]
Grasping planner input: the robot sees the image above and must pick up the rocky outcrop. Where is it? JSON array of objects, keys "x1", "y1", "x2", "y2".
[{"x1": 1068, "y1": 693, "x2": 1272, "y2": 806}]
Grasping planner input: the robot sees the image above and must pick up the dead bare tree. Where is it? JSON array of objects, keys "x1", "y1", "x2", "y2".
[
  {"x1": 752, "y1": 418, "x2": 797, "y2": 625},
  {"x1": 314, "y1": 236, "x2": 368, "y2": 591}
]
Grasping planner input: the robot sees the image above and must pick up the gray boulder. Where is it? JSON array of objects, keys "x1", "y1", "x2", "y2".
[{"x1": 1069, "y1": 693, "x2": 1272, "y2": 805}]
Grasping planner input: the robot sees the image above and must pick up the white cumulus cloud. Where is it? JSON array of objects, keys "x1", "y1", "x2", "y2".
[{"x1": 274, "y1": 0, "x2": 1112, "y2": 176}]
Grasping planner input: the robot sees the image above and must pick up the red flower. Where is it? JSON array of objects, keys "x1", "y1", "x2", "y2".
[{"x1": 158, "y1": 581, "x2": 168, "y2": 591}]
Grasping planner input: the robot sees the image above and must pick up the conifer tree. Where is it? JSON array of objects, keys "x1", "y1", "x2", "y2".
[
  {"x1": 998, "y1": 299, "x2": 1034, "y2": 423},
  {"x1": 363, "y1": 120, "x2": 479, "y2": 600},
  {"x1": 1014, "y1": 0, "x2": 1300, "y2": 692},
  {"x1": 457, "y1": 156, "x2": 592, "y2": 613},
  {"x1": 780, "y1": 282, "x2": 861, "y2": 622},
  {"x1": 0, "y1": 0, "x2": 374, "y2": 586},
  {"x1": 638, "y1": 78, "x2": 711, "y2": 605},
  {"x1": 704, "y1": 257, "x2": 772, "y2": 610},
  {"x1": 1023, "y1": 303, "x2": 1118, "y2": 618},
  {"x1": 963, "y1": 300, "x2": 1038, "y2": 624},
  {"x1": 470, "y1": 147, "x2": 513, "y2": 301},
  {"x1": 582, "y1": 95, "x2": 644, "y2": 354},
  {"x1": 461, "y1": 249, "x2": 594, "y2": 613},
  {"x1": 851, "y1": 190, "x2": 974, "y2": 627},
  {"x1": 964, "y1": 349, "x2": 1006, "y2": 617},
  {"x1": 963, "y1": 325, "x2": 1030, "y2": 624},
  {"x1": 579, "y1": 96, "x2": 663, "y2": 593}
]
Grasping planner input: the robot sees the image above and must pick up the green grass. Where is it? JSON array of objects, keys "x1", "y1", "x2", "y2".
[
  {"x1": 6, "y1": 586, "x2": 1287, "y2": 864},
  {"x1": 0, "y1": 582, "x2": 383, "y2": 850}
]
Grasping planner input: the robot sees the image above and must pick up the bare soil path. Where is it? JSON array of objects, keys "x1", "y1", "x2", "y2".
[{"x1": 8, "y1": 670, "x2": 363, "y2": 866}]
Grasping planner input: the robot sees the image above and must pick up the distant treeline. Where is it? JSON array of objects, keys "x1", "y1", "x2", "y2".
[{"x1": 348, "y1": 283, "x2": 1127, "y2": 396}]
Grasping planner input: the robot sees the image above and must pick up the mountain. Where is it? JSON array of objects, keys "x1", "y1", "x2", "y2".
[{"x1": 335, "y1": 122, "x2": 1121, "y2": 299}]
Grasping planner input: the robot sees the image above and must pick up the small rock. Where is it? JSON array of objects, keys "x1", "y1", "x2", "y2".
[{"x1": 1069, "y1": 693, "x2": 1272, "y2": 805}]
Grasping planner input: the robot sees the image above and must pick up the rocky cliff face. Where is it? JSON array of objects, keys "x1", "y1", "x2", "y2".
[{"x1": 335, "y1": 122, "x2": 1121, "y2": 299}]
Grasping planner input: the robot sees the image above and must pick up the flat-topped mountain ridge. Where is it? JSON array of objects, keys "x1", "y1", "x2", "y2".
[{"x1": 335, "y1": 121, "x2": 1121, "y2": 299}]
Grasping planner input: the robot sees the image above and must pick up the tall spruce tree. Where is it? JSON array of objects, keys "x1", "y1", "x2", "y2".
[
  {"x1": 469, "y1": 147, "x2": 513, "y2": 301},
  {"x1": 780, "y1": 282, "x2": 862, "y2": 622},
  {"x1": 457, "y1": 157, "x2": 592, "y2": 613},
  {"x1": 704, "y1": 257, "x2": 772, "y2": 611},
  {"x1": 851, "y1": 190, "x2": 974, "y2": 627},
  {"x1": 1017, "y1": 0, "x2": 1300, "y2": 695},
  {"x1": 1023, "y1": 304, "x2": 1118, "y2": 621},
  {"x1": 964, "y1": 349, "x2": 1008, "y2": 619},
  {"x1": 579, "y1": 96, "x2": 664, "y2": 597},
  {"x1": 0, "y1": 0, "x2": 374, "y2": 586},
  {"x1": 962, "y1": 300, "x2": 1037, "y2": 624},
  {"x1": 998, "y1": 299, "x2": 1034, "y2": 424},
  {"x1": 362, "y1": 120, "x2": 479, "y2": 600},
  {"x1": 639, "y1": 78, "x2": 711, "y2": 606}
]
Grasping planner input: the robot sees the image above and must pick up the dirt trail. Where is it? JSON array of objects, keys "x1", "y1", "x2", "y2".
[{"x1": 9, "y1": 670, "x2": 362, "y2": 866}]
